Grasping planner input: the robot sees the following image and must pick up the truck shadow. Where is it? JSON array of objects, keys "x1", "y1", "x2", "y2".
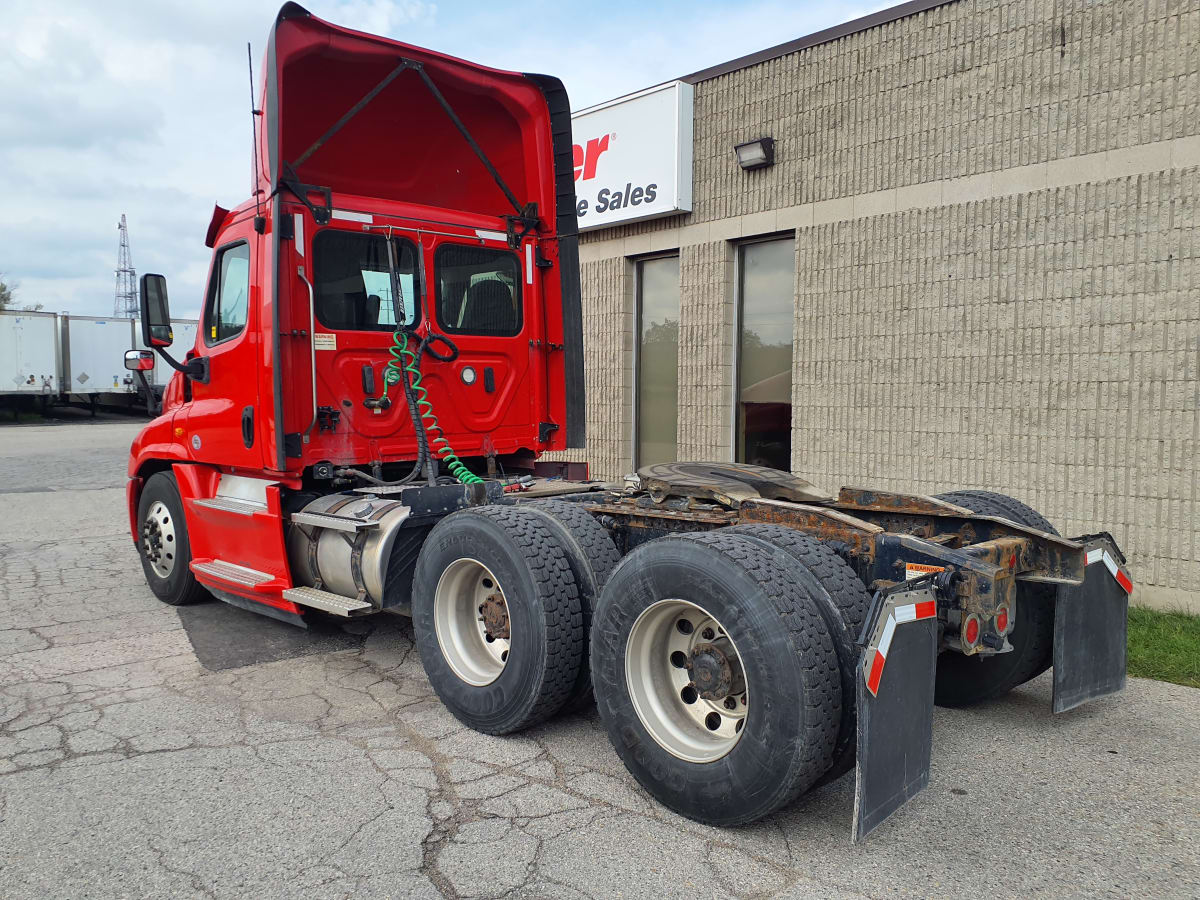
[{"x1": 175, "y1": 597, "x2": 378, "y2": 671}]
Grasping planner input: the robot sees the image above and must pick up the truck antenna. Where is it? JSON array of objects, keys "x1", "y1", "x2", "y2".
[{"x1": 248, "y1": 42, "x2": 265, "y2": 233}]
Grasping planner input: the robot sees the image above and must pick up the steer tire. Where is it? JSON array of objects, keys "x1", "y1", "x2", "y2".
[
  {"x1": 524, "y1": 499, "x2": 621, "y2": 711},
  {"x1": 933, "y1": 489, "x2": 1059, "y2": 707},
  {"x1": 590, "y1": 531, "x2": 841, "y2": 826},
  {"x1": 136, "y1": 471, "x2": 208, "y2": 607},
  {"x1": 723, "y1": 524, "x2": 870, "y2": 785},
  {"x1": 412, "y1": 505, "x2": 584, "y2": 735}
]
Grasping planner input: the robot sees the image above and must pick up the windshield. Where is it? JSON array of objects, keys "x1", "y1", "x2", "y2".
[{"x1": 313, "y1": 230, "x2": 419, "y2": 331}]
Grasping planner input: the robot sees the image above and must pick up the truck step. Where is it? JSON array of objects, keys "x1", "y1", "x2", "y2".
[
  {"x1": 193, "y1": 496, "x2": 266, "y2": 516},
  {"x1": 191, "y1": 559, "x2": 274, "y2": 587},
  {"x1": 282, "y1": 586, "x2": 374, "y2": 617},
  {"x1": 290, "y1": 511, "x2": 379, "y2": 532}
]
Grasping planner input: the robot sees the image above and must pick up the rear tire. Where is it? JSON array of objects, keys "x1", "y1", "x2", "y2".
[
  {"x1": 590, "y1": 531, "x2": 841, "y2": 826},
  {"x1": 723, "y1": 524, "x2": 870, "y2": 784},
  {"x1": 136, "y1": 471, "x2": 208, "y2": 607},
  {"x1": 412, "y1": 506, "x2": 583, "y2": 734},
  {"x1": 523, "y1": 499, "x2": 620, "y2": 711},
  {"x1": 933, "y1": 489, "x2": 1059, "y2": 707}
]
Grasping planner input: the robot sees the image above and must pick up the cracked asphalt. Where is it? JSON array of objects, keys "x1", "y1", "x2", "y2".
[{"x1": 1, "y1": 419, "x2": 1198, "y2": 899}]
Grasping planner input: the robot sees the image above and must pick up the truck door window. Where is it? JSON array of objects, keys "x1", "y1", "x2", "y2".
[
  {"x1": 435, "y1": 244, "x2": 522, "y2": 337},
  {"x1": 204, "y1": 242, "x2": 251, "y2": 345},
  {"x1": 313, "y1": 230, "x2": 419, "y2": 331}
]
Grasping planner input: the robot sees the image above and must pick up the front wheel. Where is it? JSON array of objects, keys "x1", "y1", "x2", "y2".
[{"x1": 136, "y1": 471, "x2": 208, "y2": 606}]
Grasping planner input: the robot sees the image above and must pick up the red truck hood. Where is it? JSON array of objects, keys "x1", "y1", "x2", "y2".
[{"x1": 256, "y1": 2, "x2": 558, "y2": 225}]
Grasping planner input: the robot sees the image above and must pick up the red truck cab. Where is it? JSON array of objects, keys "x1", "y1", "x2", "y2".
[{"x1": 127, "y1": 2, "x2": 583, "y2": 621}]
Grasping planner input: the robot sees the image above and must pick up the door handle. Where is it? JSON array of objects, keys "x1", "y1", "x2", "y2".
[{"x1": 241, "y1": 406, "x2": 255, "y2": 448}]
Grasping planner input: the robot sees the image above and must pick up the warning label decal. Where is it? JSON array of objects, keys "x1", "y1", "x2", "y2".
[{"x1": 905, "y1": 562, "x2": 945, "y2": 581}]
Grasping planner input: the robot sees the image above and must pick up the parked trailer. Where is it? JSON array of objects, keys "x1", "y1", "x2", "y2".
[
  {"x1": 61, "y1": 315, "x2": 141, "y2": 409},
  {"x1": 0, "y1": 309, "x2": 59, "y2": 401},
  {"x1": 123, "y1": 3, "x2": 1131, "y2": 841}
]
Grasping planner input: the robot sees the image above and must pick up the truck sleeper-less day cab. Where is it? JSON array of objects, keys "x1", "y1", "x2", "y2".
[{"x1": 126, "y1": 4, "x2": 1133, "y2": 839}]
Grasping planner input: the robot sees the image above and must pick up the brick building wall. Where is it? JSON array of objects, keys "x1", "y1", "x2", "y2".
[{"x1": 553, "y1": 0, "x2": 1200, "y2": 608}]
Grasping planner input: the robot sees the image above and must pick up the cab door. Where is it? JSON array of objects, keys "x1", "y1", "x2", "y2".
[{"x1": 181, "y1": 220, "x2": 263, "y2": 469}]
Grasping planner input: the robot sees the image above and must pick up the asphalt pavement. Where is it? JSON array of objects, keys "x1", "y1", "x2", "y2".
[{"x1": 0, "y1": 420, "x2": 1197, "y2": 898}]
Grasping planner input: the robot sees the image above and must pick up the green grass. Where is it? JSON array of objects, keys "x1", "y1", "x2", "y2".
[{"x1": 1127, "y1": 606, "x2": 1200, "y2": 688}]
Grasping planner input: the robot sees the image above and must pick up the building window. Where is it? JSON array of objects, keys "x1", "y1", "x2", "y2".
[
  {"x1": 736, "y1": 238, "x2": 794, "y2": 471},
  {"x1": 635, "y1": 255, "x2": 680, "y2": 468}
]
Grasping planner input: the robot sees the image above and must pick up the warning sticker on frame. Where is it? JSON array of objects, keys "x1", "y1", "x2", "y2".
[
  {"x1": 905, "y1": 562, "x2": 945, "y2": 581},
  {"x1": 314, "y1": 333, "x2": 336, "y2": 351}
]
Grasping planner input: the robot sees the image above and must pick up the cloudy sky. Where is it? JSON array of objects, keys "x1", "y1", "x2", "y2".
[{"x1": 1, "y1": 0, "x2": 884, "y2": 319}]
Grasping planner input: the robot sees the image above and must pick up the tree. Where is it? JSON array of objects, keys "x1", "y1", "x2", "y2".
[{"x1": 0, "y1": 274, "x2": 41, "y2": 311}]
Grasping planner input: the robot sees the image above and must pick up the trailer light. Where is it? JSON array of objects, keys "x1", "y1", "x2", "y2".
[
  {"x1": 994, "y1": 605, "x2": 1010, "y2": 634},
  {"x1": 461, "y1": 366, "x2": 477, "y2": 385},
  {"x1": 963, "y1": 614, "x2": 980, "y2": 647},
  {"x1": 734, "y1": 137, "x2": 775, "y2": 171}
]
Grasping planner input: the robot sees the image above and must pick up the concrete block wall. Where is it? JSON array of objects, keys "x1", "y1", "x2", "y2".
[
  {"x1": 794, "y1": 167, "x2": 1200, "y2": 602},
  {"x1": 552, "y1": 0, "x2": 1200, "y2": 607}
]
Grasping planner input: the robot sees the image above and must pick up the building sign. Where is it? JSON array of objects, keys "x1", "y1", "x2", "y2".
[{"x1": 571, "y1": 81, "x2": 693, "y2": 231}]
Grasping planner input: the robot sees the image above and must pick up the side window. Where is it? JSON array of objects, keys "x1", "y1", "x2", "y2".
[
  {"x1": 313, "y1": 230, "x2": 419, "y2": 331},
  {"x1": 435, "y1": 244, "x2": 521, "y2": 337},
  {"x1": 204, "y1": 242, "x2": 251, "y2": 345}
]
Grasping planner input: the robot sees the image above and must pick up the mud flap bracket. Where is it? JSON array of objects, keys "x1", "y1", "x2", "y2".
[
  {"x1": 852, "y1": 584, "x2": 939, "y2": 842},
  {"x1": 1052, "y1": 535, "x2": 1130, "y2": 714}
]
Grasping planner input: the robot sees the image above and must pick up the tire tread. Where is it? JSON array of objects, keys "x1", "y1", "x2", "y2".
[
  {"x1": 724, "y1": 524, "x2": 870, "y2": 783},
  {"x1": 523, "y1": 499, "x2": 621, "y2": 709}
]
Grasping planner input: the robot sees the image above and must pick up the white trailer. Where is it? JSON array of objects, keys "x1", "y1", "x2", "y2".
[
  {"x1": 0, "y1": 310, "x2": 60, "y2": 398},
  {"x1": 60, "y1": 315, "x2": 139, "y2": 401}
]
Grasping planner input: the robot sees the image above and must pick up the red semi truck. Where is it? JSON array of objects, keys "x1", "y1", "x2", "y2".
[{"x1": 124, "y1": 3, "x2": 1132, "y2": 838}]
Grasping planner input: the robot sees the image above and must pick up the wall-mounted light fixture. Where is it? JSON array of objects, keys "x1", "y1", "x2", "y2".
[{"x1": 734, "y1": 137, "x2": 775, "y2": 170}]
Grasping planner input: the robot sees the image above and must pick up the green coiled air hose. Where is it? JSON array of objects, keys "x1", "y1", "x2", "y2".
[{"x1": 380, "y1": 328, "x2": 482, "y2": 486}]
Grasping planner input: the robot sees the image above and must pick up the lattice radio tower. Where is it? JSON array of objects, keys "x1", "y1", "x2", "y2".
[{"x1": 114, "y1": 214, "x2": 139, "y2": 317}]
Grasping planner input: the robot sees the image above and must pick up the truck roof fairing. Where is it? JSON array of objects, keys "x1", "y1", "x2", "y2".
[{"x1": 256, "y1": 3, "x2": 566, "y2": 230}]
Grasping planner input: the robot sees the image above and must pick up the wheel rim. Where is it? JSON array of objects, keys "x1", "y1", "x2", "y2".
[
  {"x1": 140, "y1": 499, "x2": 177, "y2": 579},
  {"x1": 625, "y1": 599, "x2": 749, "y2": 763},
  {"x1": 433, "y1": 558, "x2": 510, "y2": 686}
]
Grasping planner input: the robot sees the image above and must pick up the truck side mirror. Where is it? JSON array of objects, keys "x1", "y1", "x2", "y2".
[
  {"x1": 124, "y1": 350, "x2": 155, "y2": 371},
  {"x1": 140, "y1": 274, "x2": 174, "y2": 347}
]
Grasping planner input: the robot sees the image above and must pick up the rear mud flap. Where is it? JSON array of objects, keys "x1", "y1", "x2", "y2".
[
  {"x1": 852, "y1": 585, "x2": 938, "y2": 842},
  {"x1": 1052, "y1": 536, "x2": 1130, "y2": 714}
]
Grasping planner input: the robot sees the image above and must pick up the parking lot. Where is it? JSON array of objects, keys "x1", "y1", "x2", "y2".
[{"x1": 0, "y1": 419, "x2": 1196, "y2": 899}]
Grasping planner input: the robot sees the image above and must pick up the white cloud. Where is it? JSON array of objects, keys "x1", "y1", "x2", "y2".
[{"x1": 0, "y1": 0, "x2": 884, "y2": 317}]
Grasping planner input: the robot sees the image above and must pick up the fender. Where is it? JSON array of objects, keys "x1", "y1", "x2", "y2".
[{"x1": 126, "y1": 413, "x2": 191, "y2": 544}]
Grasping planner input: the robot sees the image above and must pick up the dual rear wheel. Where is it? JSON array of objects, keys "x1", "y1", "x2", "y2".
[
  {"x1": 411, "y1": 500, "x2": 617, "y2": 734},
  {"x1": 413, "y1": 491, "x2": 1059, "y2": 826},
  {"x1": 414, "y1": 511, "x2": 867, "y2": 825}
]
